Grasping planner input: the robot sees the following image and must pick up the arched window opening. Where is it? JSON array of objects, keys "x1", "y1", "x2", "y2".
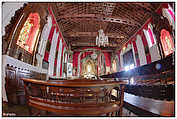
[
  {"x1": 16, "y1": 13, "x2": 40, "y2": 53},
  {"x1": 160, "y1": 29, "x2": 174, "y2": 56}
]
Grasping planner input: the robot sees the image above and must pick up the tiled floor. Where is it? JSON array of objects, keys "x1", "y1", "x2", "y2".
[{"x1": 2, "y1": 102, "x2": 137, "y2": 117}]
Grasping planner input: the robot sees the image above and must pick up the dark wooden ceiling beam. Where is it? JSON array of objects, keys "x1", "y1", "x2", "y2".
[
  {"x1": 63, "y1": 32, "x2": 125, "y2": 39},
  {"x1": 57, "y1": 14, "x2": 140, "y2": 26},
  {"x1": 113, "y1": 4, "x2": 140, "y2": 24},
  {"x1": 131, "y1": 3, "x2": 154, "y2": 12},
  {"x1": 121, "y1": 4, "x2": 145, "y2": 22}
]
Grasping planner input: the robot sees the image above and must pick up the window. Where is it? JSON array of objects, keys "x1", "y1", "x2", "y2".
[
  {"x1": 16, "y1": 13, "x2": 40, "y2": 53},
  {"x1": 123, "y1": 49, "x2": 135, "y2": 71},
  {"x1": 143, "y1": 24, "x2": 156, "y2": 48},
  {"x1": 160, "y1": 29, "x2": 174, "y2": 56}
]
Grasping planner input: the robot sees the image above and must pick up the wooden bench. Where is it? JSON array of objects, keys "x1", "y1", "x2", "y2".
[
  {"x1": 124, "y1": 93, "x2": 174, "y2": 116},
  {"x1": 5, "y1": 64, "x2": 47, "y2": 105},
  {"x1": 100, "y1": 54, "x2": 175, "y2": 116},
  {"x1": 21, "y1": 78, "x2": 126, "y2": 116}
]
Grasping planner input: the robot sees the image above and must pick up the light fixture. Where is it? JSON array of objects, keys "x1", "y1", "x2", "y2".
[{"x1": 96, "y1": 29, "x2": 109, "y2": 47}]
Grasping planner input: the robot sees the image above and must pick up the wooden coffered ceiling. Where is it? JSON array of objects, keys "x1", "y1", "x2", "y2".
[{"x1": 50, "y1": 2, "x2": 161, "y2": 51}]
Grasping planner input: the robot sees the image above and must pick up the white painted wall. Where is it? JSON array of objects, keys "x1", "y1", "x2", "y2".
[
  {"x1": 2, "y1": 2, "x2": 26, "y2": 36},
  {"x1": 136, "y1": 35, "x2": 147, "y2": 66}
]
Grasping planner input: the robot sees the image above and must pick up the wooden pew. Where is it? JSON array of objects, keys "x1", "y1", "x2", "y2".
[
  {"x1": 100, "y1": 54, "x2": 174, "y2": 116},
  {"x1": 5, "y1": 64, "x2": 47, "y2": 105},
  {"x1": 124, "y1": 93, "x2": 174, "y2": 116},
  {"x1": 21, "y1": 78, "x2": 126, "y2": 116}
]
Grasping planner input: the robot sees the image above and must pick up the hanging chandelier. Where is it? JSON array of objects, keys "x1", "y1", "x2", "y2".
[{"x1": 96, "y1": 29, "x2": 109, "y2": 47}]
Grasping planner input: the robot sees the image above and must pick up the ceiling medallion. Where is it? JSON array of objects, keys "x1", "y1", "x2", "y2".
[{"x1": 96, "y1": 29, "x2": 109, "y2": 47}]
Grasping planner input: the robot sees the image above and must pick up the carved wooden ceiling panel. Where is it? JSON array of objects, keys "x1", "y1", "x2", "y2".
[{"x1": 50, "y1": 2, "x2": 161, "y2": 51}]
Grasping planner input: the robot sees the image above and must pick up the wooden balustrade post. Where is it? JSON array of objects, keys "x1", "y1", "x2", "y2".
[{"x1": 119, "y1": 84, "x2": 125, "y2": 116}]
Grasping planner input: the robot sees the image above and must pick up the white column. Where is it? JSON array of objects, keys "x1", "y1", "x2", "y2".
[
  {"x1": 39, "y1": 16, "x2": 52, "y2": 57},
  {"x1": 36, "y1": 16, "x2": 52, "y2": 68},
  {"x1": 48, "y1": 28, "x2": 59, "y2": 76},
  {"x1": 56, "y1": 39, "x2": 63, "y2": 77},
  {"x1": 77, "y1": 52, "x2": 82, "y2": 77},
  {"x1": 62, "y1": 47, "x2": 66, "y2": 77},
  {"x1": 131, "y1": 43, "x2": 137, "y2": 66},
  {"x1": 149, "y1": 44, "x2": 161, "y2": 62},
  {"x1": 120, "y1": 50, "x2": 123, "y2": 69},
  {"x1": 136, "y1": 35, "x2": 147, "y2": 66}
]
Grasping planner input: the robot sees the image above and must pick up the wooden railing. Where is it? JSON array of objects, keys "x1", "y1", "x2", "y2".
[{"x1": 21, "y1": 78, "x2": 126, "y2": 116}]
